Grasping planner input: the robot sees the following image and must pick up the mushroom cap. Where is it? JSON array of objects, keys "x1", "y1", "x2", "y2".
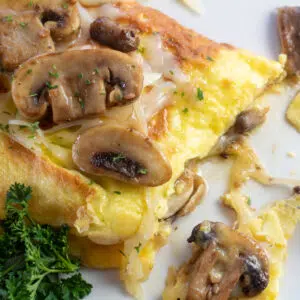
[
  {"x1": 12, "y1": 48, "x2": 143, "y2": 122},
  {"x1": 72, "y1": 124, "x2": 172, "y2": 186},
  {"x1": 187, "y1": 221, "x2": 269, "y2": 298}
]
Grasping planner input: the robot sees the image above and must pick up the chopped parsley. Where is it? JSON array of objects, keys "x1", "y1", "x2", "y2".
[
  {"x1": 134, "y1": 242, "x2": 142, "y2": 254},
  {"x1": 78, "y1": 73, "x2": 83, "y2": 79},
  {"x1": 52, "y1": 64, "x2": 57, "y2": 70},
  {"x1": 19, "y1": 22, "x2": 28, "y2": 28},
  {"x1": 27, "y1": 69, "x2": 32, "y2": 75},
  {"x1": 181, "y1": 91, "x2": 185, "y2": 98},
  {"x1": 46, "y1": 81, "x2": 58, "y2": 90},
  {"x1": 62, "y1": 2, "x2": 69, "y2": 9},
  {"x1": 138, "y1": 168, "x2": 148, "y2": 175},
  {"x1": 88, "y1": 179, "x2": 94, "y2": 185},
  {"x1": 27, "y1": 135, "x2": 35, "y2": 139},
  {"x1": 182, "y1": 108, "x2": 189, "y2": 114},
  {"x1": 28, "y1": 121, "x2": 39, "y2": 133},
  {"x1": 247, "y1": 197, "x2": 251, "y2": 205},
  {"x1": 3, "y1": 15, "x2": 13, "y2": 22},
  {"x1": 78, "y1": 98, "x2": 85, "y2": 109},
  {"x1": 48, "y1": 71, "x2": 59, "y2": 78},
  {"x1": 29, "y1": 93, "x2": 38, "y2": 97},
  {"x1": 85, "y1": 79, "x2": 92, "y2": 85},
  {"x1": 94, "y1": 68, "x2": 100, "y2": 74},
  {"x1": 169, "y1": 70, "x2": 174, "y2": 75},
  {"x1": 114, "y1": 191, "x2": 121, "y2": 195},
  {"x1": 112, "y1": 153, "x2": 125, "y2": 162},
  {"x1": 0, "y1": 183, "x2": 92, "y2": 299},
  {"x1": 206, "y1": 56, "x2": 214, "y2": 62},
  {"x1": 196, "y1": 88, "x2": 204, "y2": 101},
  {"x1": 28, "y1": 0, "x2": 34, "y2": 7}
]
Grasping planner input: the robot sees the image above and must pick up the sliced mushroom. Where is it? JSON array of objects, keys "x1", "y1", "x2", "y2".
[
  {"x1": 0, "y1": 0, "x2": 80, "y2": 71},
  {"x1": 233, "y1": 108, "x2": 268, "y2": 134},
  {"x1": 278, "y1": 7, "x2": 300, "y2": 76},
  {"x1": 187, "y1": 221, "x2": 269, "y2": 299},
  {"x1": 12, "y1": 48, "x2": 143, "y2": 123},
  {"x1": 41, "y1": 1, "x2": 80, "y2": 43},
  {"x1": 209, "y1": 108, "x2": 268, "y2": 157},
  {"x1": 0, "y1": 12, "x2": 55, "y2": 71},
  {"x1": 0, "y1": 73, "x2": 11, "y2": 94},
  {"x1": 90, "y1": 17, "x2": 140, "y2": 52},
  {"x1": 163, "y1": 167, "x2": 207, "y2": 219},
  {"x1": 72, "y1": 124, "x2": 172, "y2": 186}
]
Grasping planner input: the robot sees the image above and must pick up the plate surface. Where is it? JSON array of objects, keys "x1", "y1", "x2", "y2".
[{"x1": 81, "y1": 1, "x2": 300, "y2": 299}]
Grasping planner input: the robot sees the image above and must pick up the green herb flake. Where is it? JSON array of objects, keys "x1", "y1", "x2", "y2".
[
  {"x1": 196, "y1": 88, "x2": 204, "y2": 101},
  {"x1": 27, "y1": 69, "x2": 32, "y2": 75},
  {"x1": 29, "y1": 93, "x2": 38, "y2": 97},
  {"x1": 28, "y1": 0, "x2": 34, "y2": 7},
  {"x1": 28, "y1": 121, "x2": 39, "y2": 133},
  {"x1": 62, "y1": 3, "x2": 69, "y2": 9},
  {"x1": 119, "y1": 250, "x2": 126, "y2": 257},
  {"x1": 78, "y1": 73, "x2": 83, "y2": 79},
  {"x1": 46, "y1": 81, "x2": 58, "y2": 90},
  {"x1": 169, "y1": 70, "x2": 174, "y2": 75},
  {"x1": 78, "y1": 98, "x2": 85, "y2": 109},
  {"x1": 85, "y1": 79, "x2": 92, "y2": 85},
  {"x1": 138, "y1": 168, "x2": 148, "y2": 175},
  {"x1": 182, "y1": 108, "x2": 189, "y2": 114},
  {"x1": 52, "y1": 64, "x2": 57, "y2": 70},
  {"x1": 48, "y1": 71, "x2": 59, "y2": 78},
  {"x1": 114, "y1": 191, "x2": 121, "y2": 195},
  {"x1": 134, "y1": 242, "x2": 142, "y2": 254},
  {"x1": 19, "y1": 22, "x2": 28, "y2": 28},
  {"x1": 3, "y1": 15, "x2": 13, "y2": 22},
  {"x1": 88, "y1": 179, "x2": 94, "y2": 185},
  {"x1": 0, "y1": 183, "x2": 93, "y2": 299},
  {"x1": 181, "y1": 92, "x2": 185, "y2": 98},
  {"x1": 27, "y1": 135, "x2": 35, "y2": 139},
  {"x1": 206, "y1": 56, "x2": 214, "y2": 62},
  {"x1": 247, "y1": 197, "x2": 251, "y2": 205},
  {"x1": 112, "y1": 153, "x2": 125, "y2": 162},
  {"x1": 94, "y1": 68, "x2": 100, "y2": 74}
]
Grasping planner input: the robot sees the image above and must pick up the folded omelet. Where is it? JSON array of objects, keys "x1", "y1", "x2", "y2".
[{"x1": 0, "y1": 0, "x2": 285, "y2": 296}]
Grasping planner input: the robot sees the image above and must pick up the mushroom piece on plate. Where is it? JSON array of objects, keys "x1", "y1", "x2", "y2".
[
  {"x1": 12, "y1": 49, "x2": 143, "y2": 123},
  {"x1": 186, "y1": 221, "x2": 269, "y2": 300},
  {"x1": 72, "y1": 124, "x2": 172, "y2": 186},
  {"x1": 278, "y1": 7, "x2": 300, "y2": 76}
]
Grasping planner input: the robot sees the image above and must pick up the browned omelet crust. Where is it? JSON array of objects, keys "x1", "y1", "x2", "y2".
[
  {"x1": 0, "y1": 132, "x2": 99, "y2": 225},
  {"x1": 115, "y1": 2, "x2": 233, "y2": 64}
]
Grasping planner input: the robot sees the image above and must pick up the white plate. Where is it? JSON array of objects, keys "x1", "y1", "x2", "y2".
[{"x1": 82, "y1": 1, "x2": 300, "y2": 299}]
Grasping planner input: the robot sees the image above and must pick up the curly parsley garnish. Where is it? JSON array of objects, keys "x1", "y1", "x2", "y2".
[{"x1": 0, "y1": 183, "x2": 92, "y2": 299}]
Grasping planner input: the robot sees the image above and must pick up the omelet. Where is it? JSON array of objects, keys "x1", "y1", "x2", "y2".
[
  {"x1": 286, "y1": 91, "x2": 300, "y2": 132},
  {"x1": 163, "y1": 141, "x2": 300, "y2": 300},
  {"x1": 0, "y1": 0, "x2": 285, "y2": 297}
]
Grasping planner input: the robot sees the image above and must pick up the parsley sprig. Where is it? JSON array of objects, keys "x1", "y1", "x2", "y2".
[{"x1": 0, "y1": 183, "x2": 92, "y2": 299}]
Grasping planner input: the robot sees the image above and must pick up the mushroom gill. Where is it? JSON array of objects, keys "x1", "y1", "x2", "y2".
[
  {"x1": 12, "y1": 48, "x2": 143, "y2": 123},
  {"x1": 72, "y1": 124, "x2": 172, "y2": 186},
  {"x1": 186, "y1": 221, "x2": 269, "y2": 300}
]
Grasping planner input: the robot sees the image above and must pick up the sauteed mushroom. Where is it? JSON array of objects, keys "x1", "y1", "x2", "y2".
[
  {"x1": 72, "y1": 124, "x2": 172, "y2": 186},
  {"x1": 12, "y1": 49, "x2": 143, "y2": 123},
  {"x1": 0, "y1": 13, "x2": 55, "y2": 71},
  {"x1": 187, "y1": 221, "x2": 269, "y2": 300},
  {"x1": 90, "y1": 17, "x2": 140, "y2": 52},
  {"x1": 0, "y1": 0, "x2": 80, "y2": 71}
]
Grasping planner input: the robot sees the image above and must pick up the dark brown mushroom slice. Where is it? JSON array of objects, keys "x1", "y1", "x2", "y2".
[
  {"x1": 187, "y1": 221, "x2": 269, "y2": 299},
  {"x1": 12, "y1": 48, "x2": 143, "y2": 123},
  {"x1": 0, "y1": 12, "x2": 55, "y2": 71},
  {"x1": 72, "y1": 124, "x2": 172, "y2": 186},
  {"x1": 278, "y1": 7, "x2": 300, "y2": 76},
  {"x1": 233, "y1": 108, "x2": 268, "y2": 134},
  {"x1": 0, "y1": 73, "x2": 11, "y2": 94},
  {"x1": 90, "y1": 17, "x2": 140, "y2": 53}
]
